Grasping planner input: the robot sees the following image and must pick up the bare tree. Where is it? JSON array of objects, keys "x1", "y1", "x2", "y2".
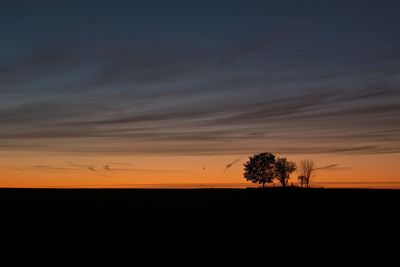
[
  {"x1": 298, "y1": 175, "x2": 307, "y2": 188},
  {"x1": 274, "y1": 157, "x2": 297, "y2": 187},
  {"x1": 298, "y1": 159, "x2": 317, "y2": 188}
]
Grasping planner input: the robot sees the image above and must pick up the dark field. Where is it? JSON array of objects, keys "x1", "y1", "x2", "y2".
[{"x1": 0, "y1": 188, "x2": 399, "y2": 266}]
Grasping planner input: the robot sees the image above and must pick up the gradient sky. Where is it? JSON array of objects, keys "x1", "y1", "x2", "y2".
[{"x1": 1, "y1": 0, "x2": 400, "y2": 188}]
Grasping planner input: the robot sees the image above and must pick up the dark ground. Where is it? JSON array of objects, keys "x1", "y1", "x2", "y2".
[{"x1": 0, "y1": 188, "x2": 398, "y2": 266}]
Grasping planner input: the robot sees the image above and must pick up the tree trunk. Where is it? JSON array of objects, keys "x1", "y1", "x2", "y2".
[{"x1": 262, "y1": 181, "x2": 265, "y2": 188}]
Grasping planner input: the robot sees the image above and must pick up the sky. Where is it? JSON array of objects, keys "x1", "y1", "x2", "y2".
[{"x1": 1, "y1": 0, "x2": 400, "y2": 188}]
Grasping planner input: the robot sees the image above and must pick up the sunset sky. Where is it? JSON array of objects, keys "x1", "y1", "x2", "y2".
[{"x1": 1, "y1": 0, "x2": 399, "y2": 188}]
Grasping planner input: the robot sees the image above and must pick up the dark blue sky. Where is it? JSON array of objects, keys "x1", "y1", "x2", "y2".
[{"x1": 1, "y1": 0, "x2": 400, "y2": 155}]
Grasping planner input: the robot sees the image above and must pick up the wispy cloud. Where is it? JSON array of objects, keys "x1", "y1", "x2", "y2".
[
  {"x1": 28, "y1": 165, "x2": 81, "y2": 173},
  {"x1": 316, "y1": 164, "x2": 352, "y2": 171},
  {"x1": 1, "y1": 34, "x2": 399, "y2": 156},
  {"x1": 224, "y1": 159, "x2": 241, "y2": 172},
  {"x1": 66, "y1": 161, "x2": 97, "y2": 172},
  {"x1": 0, "y1": 162, "x2": 188, "y2": 175},
  {"x1": 103, "y1": 163, "x2": 134, "y2": 172}
]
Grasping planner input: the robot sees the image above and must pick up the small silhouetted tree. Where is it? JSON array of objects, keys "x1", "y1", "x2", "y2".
[
  {"x1": 243, "y1": 152, "x2": 276, "y2": 188},
  {"x1": 274, "y1": 157, "x2": 297, "y2": 187},
  {"x1": 299, "y1": 159, "x2": 316, "y2": 188},
  {"x1": 298, "y1": 175, "x2": 307, "y2": 188}
]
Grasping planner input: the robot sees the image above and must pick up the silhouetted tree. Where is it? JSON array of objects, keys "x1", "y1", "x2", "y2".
[
  {"x1": 243, "y1": 152, "x2": 276, "y2": 188},
  {"x1": 274, "y1": 157, "x2": 297, "y2": 187},
  {"x1": 298, "y1": 159, "x2": 316, "y2": 188},
  {"x1": 298, "y1": 175, "x2": 307, "y2": 188}
]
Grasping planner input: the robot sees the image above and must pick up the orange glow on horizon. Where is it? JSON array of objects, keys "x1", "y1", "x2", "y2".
[{"x1": 1, "y1": 151, "x2": 399, "y2": 189}]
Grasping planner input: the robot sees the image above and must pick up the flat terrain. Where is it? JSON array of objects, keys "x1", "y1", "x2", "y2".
[{"x1": 0, "y1": 188, "x2": 398, "y2": 266}]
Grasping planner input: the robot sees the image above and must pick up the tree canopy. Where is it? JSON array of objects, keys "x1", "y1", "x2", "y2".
[
  {"x1": 243, "y1": 152, "x2": 276, "y2": 188},
  {"x1": 274, "y1": 157, "x2": 297, "y2": 187},
  {"x1": 243, "y1": 152, "x2": 297, "y2": 187}
]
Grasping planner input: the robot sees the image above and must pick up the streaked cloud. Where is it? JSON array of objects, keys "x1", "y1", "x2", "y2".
[
  {"x1": 0, "y1": 163, "x2": 189, "y2": 175},
  {"x1": 0, "y1": 1, "x2": 399, "y2": 157}
]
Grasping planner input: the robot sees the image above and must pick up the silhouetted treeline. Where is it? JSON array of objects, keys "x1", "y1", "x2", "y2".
[{"x1": 244, "y1": 152, "x2": 318, "y2": 188}]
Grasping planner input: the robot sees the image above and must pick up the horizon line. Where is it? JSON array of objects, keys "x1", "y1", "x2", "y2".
[{"x1": 1, "y1": 181, "x2": 400, "y2": 189}]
